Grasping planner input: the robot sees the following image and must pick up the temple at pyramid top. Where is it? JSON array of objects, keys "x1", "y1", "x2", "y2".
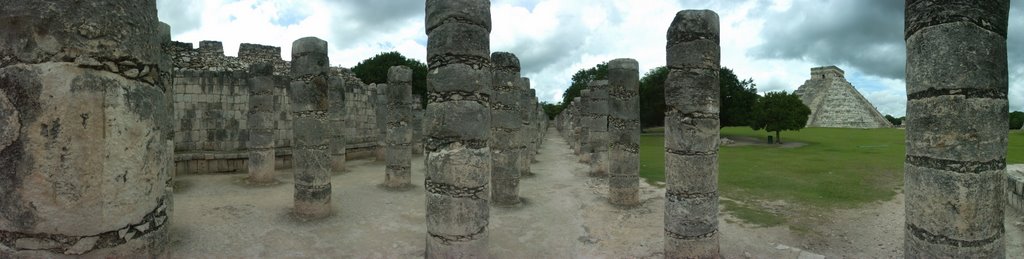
[{"x1": 794, "y1": 66, "x2": 893, "y2": 129}]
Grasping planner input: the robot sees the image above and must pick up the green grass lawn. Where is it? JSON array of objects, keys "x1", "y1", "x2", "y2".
[{"x1": 639, "y1": 127, "x2": 1024, "y2": 226}]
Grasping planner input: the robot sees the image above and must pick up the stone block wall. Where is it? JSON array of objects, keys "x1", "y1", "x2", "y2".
[
  {"x1": 166, "y1": 40, "x2": 382, "y2": 174},
  {"x1": 1009, "y1": 165, "x2": 1024, "y2": 213}
]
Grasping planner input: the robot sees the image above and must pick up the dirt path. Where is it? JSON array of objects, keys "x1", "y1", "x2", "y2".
[{"x1": 168, "y1": 129, "x2": 1022, "y2": 258}]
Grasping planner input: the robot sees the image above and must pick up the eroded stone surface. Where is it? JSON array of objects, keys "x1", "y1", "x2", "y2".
[
  {"x1": 289, "y1": 37, "x2": 332, "y2": 219},
  {"x1": 606, "y1": 58, "x2": 641, "y2": 207},
  {"x1": 664, "y1": 9, "x2": 721, "y2": 258},
  {"x1": 490, "y1": 52, "x2": 523, "y2": 206},
  {"x1": 384, "y1": 66, "x2": 413, "y2": 189},
  {"x1": 424, "y1": 0, "x2": 492, "y2": 256},
  {"x1": 904, "y1": 0, "x2": 1009, "y2": 257}
]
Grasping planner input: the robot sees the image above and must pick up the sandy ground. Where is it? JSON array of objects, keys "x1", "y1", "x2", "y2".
[{"x1": 169, "y1": 129, "x2": 1023, "y2": 258}]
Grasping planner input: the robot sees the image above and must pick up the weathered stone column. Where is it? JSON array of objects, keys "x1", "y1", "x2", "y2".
[
  {"x1": 374, "y1": 84, "x2": 387, "y2": 161},
  {"x1": 526, "y1": 89, "x2": 539, "y2": 163},
  {"x1": 329, "y1": 75, "x2": 347, "y2": 172},
  {"x1": 904, "y1": 1, "x2": 1009, "y2": 257},
  {"x1": 384, "y1": 66, "x2": 413, "y2": 189},
  {"x1": 0, "y1": 1, "x2": 172, "y2": 256},
  {"x1": 289, "y1": 37, "x2": 332, "y2": 219},
  {"x1": 570, "y1": 97, "x2": 582, "y2": 154},
  {"x1": 424, "y1": 0, "x2": 492, "y2": 257},
  {"x1": 412, "y1": 94, "x2": 425, "y2": 155},
  {"x1": 518, "y1": 78, "x2": 534, "y2": 176},
  {"x1": 490, "y1": 52, "x2": 524, "y2": 205},
  {"x1": 607, "y1": 58, "x2": 641, "y2": 207},
  {"x1": 248, "y1": 63, "x2": 278, "y2": 184},
  {"x1": 578, "y1": 89, "x2": 594, "y2": 164},
  {"x1": 577, "y1": 90, "x2": 591, "y2": 160},
  {"x1": 586, "y1": 81, "x2": 610, "y2": 177},
  {"x1": 664, "y1": 10, "x2": 721, "y2": 257}
]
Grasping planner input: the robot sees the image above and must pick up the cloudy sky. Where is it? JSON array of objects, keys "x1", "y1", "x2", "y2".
[{"x1": 157, "y1": 0, "x2": 1024, "y2": 117}]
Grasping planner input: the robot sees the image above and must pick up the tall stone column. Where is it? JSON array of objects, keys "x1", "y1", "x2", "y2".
[
  {"x1": 664, "y1": 10, "x2": 721, "y2": 257},
  {"x1": 904, "y1": 0, "x2": 1009, "y2": 257},
  {"x1": 586, "y1": 81, "x2": 610, "y2": 177},
  {"x1": 0, "y1": 1, "x2": 172, "y2": 256},
  {"x1": 607, "y1": 58, "x2": 641, "y2": 207},
  {"x1": 412, "y1": 94, "x2": 425, "y2": 155},
  {"x1": 490, "y1": 52, "x2": 524, "y2": 206},
  {"x1": 570, "y1": 97, "x2": 582, "y2": 154},
  {"x1": 576, "y1": 90, "x2": 590, "y2": 159},
  {"x1": 384, "y1": 66, "x2": 413, "y2": 189},
  {"x1": 248, "y1": 63, "x2": 278, "y2": 184},
  {"x1": 526, "y1": 89, "x2": 539, "y2": 163},
  {"x1": 329, "y1": 75, "x2": 347, "y2": 172},
  {"x1": 289, "y1": 37, "x2": 333, "y2": 219},
  {"x1": 424, "y1": 0, "x2": 492, "y2": 257},
  {"x1": 374, "y1": 84, "x2": 387, "y2": 161},
  {"x1": 518, "y1": 78, "x2": 534, "y2": 176}
]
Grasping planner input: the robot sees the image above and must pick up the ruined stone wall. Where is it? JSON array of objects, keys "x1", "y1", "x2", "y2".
[
  {"x1": 1009, "y1": 165, "x2": 1024, "y2": 213},
  {"x1": 333, "y1": 68, "x2": 380, "y2": 158},
  {"x1": 166, "y1": 41, "x2": 381, "y2": 174}
]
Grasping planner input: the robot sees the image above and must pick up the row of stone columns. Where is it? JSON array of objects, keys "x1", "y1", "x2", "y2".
[{"x1": 554, "y1": 59, "x2": 642, "y2": 208}]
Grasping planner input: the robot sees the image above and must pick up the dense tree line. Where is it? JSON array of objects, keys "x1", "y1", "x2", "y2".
[
  {"x1": 351, "y1": 52, "x2": 428, "y2": 107},
  {"x1": 558, "y1": 63, "x2": 809, "y2": 142}
]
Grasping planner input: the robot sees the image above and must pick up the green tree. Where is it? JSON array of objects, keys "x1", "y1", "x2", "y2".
[
  {"x1": 720, "y1": 67, "x2": 758, "y2": 127},
  {"x1": 560, "y1": 62, "x2": 609, "y2": 111},
  {"x1": 351, "y1": 51, "x2": 428, "y2": 107},
  {"x1": 750, "y1": 91, "x2": 810, "y2": 144},
  {"x1": 884, "y1": 114, "x2": 904, "y2": 127},
  {"x1": 639, "y1": 66, "x2": 668, "y2": 128},
  {"x1": 541, "y1": 102, "x2": 563, "y2": 120},
  {"x1": 1010, "y1": 111, "x2": 1024, "y2": 129}
]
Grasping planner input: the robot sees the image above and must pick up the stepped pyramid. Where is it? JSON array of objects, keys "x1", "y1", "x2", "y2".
[{"x1": 793, "y1": 66, "x2": 893, "y2": 128}]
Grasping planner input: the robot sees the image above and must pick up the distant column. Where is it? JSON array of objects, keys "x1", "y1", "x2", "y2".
[
  {"x1": 424, "y1": 0, "x2": 492, "y2": 257},
  {"x1": 576, "y1": 90, "x2": 590, "y2": 160},
  {"x1": 664, "y1": 10, "x2": 721, "y2": 258},
  {"x1": 289, "y1": 37, "x2": 332, "y2": 219},
  {"x1": 384, "y1": 66, "x2": 413, "y2": 189},
  {"x1": 412, "y1": 94, "x2": 425, "y2": 154},
  {"x1": 904, "y1": 0, "x2": 1009, "y2": 257},
  {"x1": 526, "y1": 89, "x2": 539, "y2": 163},
  {"x1": 571, "y1": 97, "x2": 582, "y2": 154},
  {"x1": 491, "y1": 52, "x2": 524, "y2": 205},
  {"x1": 519, "y1": 78, "x2": 534, "y2": 176},
  {"x1": 374, "y1": 84, "x2": 387, "y2": 161},
  {"x1": 329, "y1": 74, "x2": 347, "y2": 172},
  {"x1": 586, "y1": 81, "x2": 610, "y2": 177},
  {"x1": 607, "y1": 58, "x2": 641, "y2": 207},
  {"x1": 248, "y1": 63, "x2": 278, "y2": 184}
]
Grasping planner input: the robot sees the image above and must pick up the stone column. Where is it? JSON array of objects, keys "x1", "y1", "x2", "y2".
[
  {"x1": 586, "y1": 81, "x2": 610, "y2": 177},
  {"x1": 412, "y1": 94, "x2": 425, "y2": 155},
  {"x1": 374, "y1": 84, "x2": 387, "y2": 161},
  {"x1": 607, "y1": 58, "x2": 641, "y2": 207},
  {"x1": 329, "y1": 75, "x2": 347, "y2": 172},
  {"x1": 289, "y1": 37, "x2": 332, "y2": 219},
  {"x1": 490, "y1": 52, "x2": 524, "y2": 206},
  {"x1": 570, "y1": 97, "x2": 582, "y2": 153},
  {"x1": 384, "y1": 66, "x2": 413, "y2": 189},
  {"x1": 248, "y1": 63, "x2": 278, "y2": 184},
  {"x1": 0, "y1": 1, "x2": 172, "y2": 256},
  {"x1": 664, "y1": 10, "x2": 721, "y2": 257},
  {"x1": 518, "y1": 78, "x2": 534, "y2": 176},
  {"x1": 578, "y1": 89, "x2": 593, "y2": 163},
  {"x1": 904, "y1": 0, "x2": 1009, "y2": 257},
  {"x1": 424, "y1": 0, "x2": 492, "y2": 257},
  {"x1": 526, "y1": 89, "x2": 539, "y2": 163}
]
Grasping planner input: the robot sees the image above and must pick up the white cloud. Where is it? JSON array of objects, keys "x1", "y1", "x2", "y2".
[{"x1": 156, "y1": 0, "x2": 1022, "y2": 115}]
